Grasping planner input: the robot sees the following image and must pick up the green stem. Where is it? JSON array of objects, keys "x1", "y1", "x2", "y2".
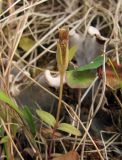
[
  {"x1": 56, "y1": 71, "x2": 64, "y2": 123},
  {"x1": 49, "y1": 73, "x2": 64, "y2": 159}
]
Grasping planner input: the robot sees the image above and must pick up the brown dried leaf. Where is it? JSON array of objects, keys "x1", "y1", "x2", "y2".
[
  {"x1": 52, "y1": 150, "x2": 79, "y2": 160},
  {"x1": 105, "y1": 61, "x2": 122, "y2": 89},
  {"x1": 97, "y1": 61, "x2": 122, "y2": 89}
]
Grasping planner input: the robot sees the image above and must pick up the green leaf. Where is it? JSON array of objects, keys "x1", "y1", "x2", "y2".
[
  {"x1": 36, "y1": 109, "x2": 56, "y2": 127},
  {"x1": 0, "y1": 136, "x2": 9, "y2": 144},
  {"x1": 66, "y1": 55, "x2": 105, "y2": 88},
  {"x1": 57, "y1": 123, "x2": 81, "y2": 136},
  {"x1": 75, "y1": 55, "x2": 105, "y2": 72},
  {"x1": 0, "y1": 91, "x2": 22, "y2": 115},
  {"x1": 19, "y1": 37, "x2": 35, "y2": 52},
  {"x1": 66, "y1": 70, "x2": 96, "y2": 88},
  {"x1": 22, "y1": 106, "x2": 36, "y2": 135},
  {"x1": 68, "y1": 45, "x2": 77, "y2": 62}
]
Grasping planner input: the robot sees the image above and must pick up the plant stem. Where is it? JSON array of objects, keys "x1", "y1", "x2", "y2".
[
  {"x1": 56, "y1": 71, "x2": 64, "y2": 124},
  {"x1": 48, "y1": 71, "x2": 64, "y2": 159}
]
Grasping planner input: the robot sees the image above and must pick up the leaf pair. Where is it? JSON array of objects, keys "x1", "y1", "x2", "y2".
[{"x1": 36, "y1": 109, "x2": 81, "y2": 136}]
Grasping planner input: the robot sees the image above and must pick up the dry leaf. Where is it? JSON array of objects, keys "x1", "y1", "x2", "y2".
[
  {"x1": 52, "y1": 150, "x2": 79, "y2": 160},
  {"x1": 106, "y1": 61, "x2": 122, "y2": 89},
  {"x1": 97, "y1": 61, "x2": 122, "y2": 89}
]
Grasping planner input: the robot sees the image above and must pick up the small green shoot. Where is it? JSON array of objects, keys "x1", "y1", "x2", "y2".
[{"x1": 56, "y1": 27, "x2": 69, "y2": 123}]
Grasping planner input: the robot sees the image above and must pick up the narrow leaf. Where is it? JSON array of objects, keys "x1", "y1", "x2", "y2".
[
  {"x1": 36, "y1": 109, "x2": 56, "y2": 127},
  {"x1": 0, "y1": 91, "x2": 22, "y2": 115},
  {"x1": 57, "y1": 123, "x2": 81, "y2": 136},
  {"x1": 22, "y1": 106, "x2": 36, "y2": 135},
  {"x1": 68, "y1": 45, "x2": 77, "y2": 62},
  {"x1": 66, "y1": 70, "x2": 96, "y2": 88}
]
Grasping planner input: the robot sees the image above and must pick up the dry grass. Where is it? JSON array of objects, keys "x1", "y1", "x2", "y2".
[{"x1": 0, "y1": 0, "x2": 122, "y2": 159}]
